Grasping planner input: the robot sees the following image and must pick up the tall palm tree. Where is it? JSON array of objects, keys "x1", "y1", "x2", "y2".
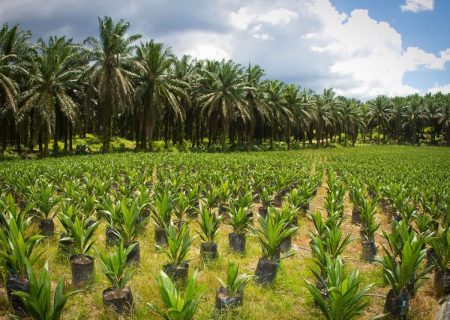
[
  {"x1": 403, "y1": 95, "x2": 426, "y2": 144},
  {"x1": 0, "y1": 24, "x2": 30, "y2": 154},
  {"x1": 134, "y1": 40, "x2": 188, "y2": 150},
  {"x1": 283, "y1": 84, "x2": 308, "y2": 149},
  {"x1": 367, "y1": 95, "x2": 391, "y2": 144},
  {"x1": 313, "y1": 89, "x2": 335, "y2": 146},
  {"x1": 18, "y1": 36, "x2": 83, "y2": 155},
  {"x1": 262, "y1": 80, "x2": 290, "y2": 149},
  {"x1": 85, "y1": 17, "x2": 141, "y2": 152},
  {"x1": 339, "y1": 97, "x2": 360, "y2": 146},
  {"x1": 196, "y1": 60, "x2": 249, "y2": 150},
  {"x1": 244, "y1": 64, "x2": 268, "y2": 149},
  {"x1": 389, "y1": 97, "x2": 407, "y2": 142},
  {"x1": 423, "y1": 93, "x2": 440, "y2": 144}
]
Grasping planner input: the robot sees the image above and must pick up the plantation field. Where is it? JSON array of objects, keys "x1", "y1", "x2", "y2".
[{"x1": 0, "y1": 145, "x2": 449, "y2": 320}]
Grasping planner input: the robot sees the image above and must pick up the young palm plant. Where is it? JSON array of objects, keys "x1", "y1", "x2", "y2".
[
  {"x1": 152, "y1": 189, "x2": 174, "y2": 246},
  {"x1": 13, "y1": 261, "x2": 80, "y2": 320},
  {"x1": 161, "y1": 223, "x2": 194, "y2": 283},
  {"x1": 115, "y1": 201, "x2": 142, "y2": 264},
  {"x1": 31, "y1": 180, "x2": 61, "y2": 236},
  {"x1": 98, "y1": 242, "x2": 137, "y2": 314},
  {"x1": 376, "y1": 237, "x2": 430, "y2": 318},
  {"x1": 429, "y1": 226, "x2": 450, "y2": 298},
  {"x1": 253, "y1": 213, "x2": 298, "y2": 284},
  {"x1": 197, "y1": 206, "x2": 223, "y2": 262},
  {"x1": 0, "y1": 201, "x2": 44, "y2": 316},
  {"x1": 227, "y1": 204, "x2": 252, "y2": 253},
  {"x1": 215, "y1": 262, "x2": 253, "y2": 310},
  {"x1": 148, "y1": 270, "x2": 202, "y2": 320},
  {"x1": 359, "y1": 197, "x2": 380, "y2": 262},
  {"x1": 306, "y1": 256, "x2": 372, "y2": 320},
  {"x1": 59, "y1": 209, "x2": 100, "y2": 287}
]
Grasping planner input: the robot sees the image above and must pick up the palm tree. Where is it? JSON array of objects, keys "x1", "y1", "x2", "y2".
[
  {"x1": 389, "y1": 97, "x2": 406, "y2": 142},
  {"x1": 244, "y1": 64, "x2": 268, "y2": 149},
  {"x1": 262, "y1": 80, "x2": 288, "y2": 149},
  {"x1": 196, "y1": 60, "x2": 250, "y2": 150},
  {"x1": 85, "y1": 17, "x2": 141, "y2": 152},
  {"x1": 339, "y1": 97, "x2": 360, "y2": 146},
  {"x1": 423, "y1": 93, "x2": 440, "y2": 145},
  {"x1": 437, "y1": 101, "x2": 450, "y2": 145},
  {"x1": 403, "y1": 95, "x2": 426, "y2": 144},
  {"x1": 0, "y1": 24, "x2": 30, "y2": 154},
  {"x1": 134, "y1": 41, "x2": 188, "y2": 150},
  {"x1": 367, "y1": 95, "x2": 391, "y2": 144},
  {"x1": 283, "y1": 84, "x2": 308, "y2": 149},
  {"x1": 312, "y1": 90, "x2": 334, "y2": 146},
  {"x1": 18, "y1": 36, "x2": 83, "y2": 155}
]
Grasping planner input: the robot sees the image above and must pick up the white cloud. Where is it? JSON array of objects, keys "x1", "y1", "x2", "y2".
[
  {"x1": 230, "y1": 7, "x2": 298, "y2": 31},
  {"x1": 428, "y1": 83, "x2": 450, "y2": 94},
  {"x1": 400, "y1": 0, "x2": 434, "y2": 13},
  {"x1": 160, "y1": 31, "x2": 232, "y2": 61},
  {"x1": 1, "y1": 0, "x2": 448, "y2": 99}
]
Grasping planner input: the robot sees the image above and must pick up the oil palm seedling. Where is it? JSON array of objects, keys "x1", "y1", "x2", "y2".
[
  {"x1": 98, "y1": 242, "x2": 137, "y2": 314},
  {"x1": 174, "y1": 191, "x2": 191, "y2": 228},
  {"x1": 359, "y1": 197, "x2": 380, "y2": 262},
  {"x1": 227, "y1": 204, "x2": 252, "y2": 253},
  {"x1": 31, "y1": 180, "x2": 61, "y2": 236},
  {"x1": 429, "y1": 226, "x2": 450, "y2": 298},
  {"x1": 272, "y1": 205, "x2": 299, "y2": 252},
  {"x1": 253, "y1": 213, "x2": 297, "y2": 284},
  {"x1": 348, "y1": 183, "x2": 364, "y2": 224},
  {"x1": 306, "y1": 256, "x2": 372, "y2": 320},
  {"x1": 148, "y1": 270, "x2": 202, "y2": 320},
  {"x1": 0, "y1": 203, "x2": 44, "y2": 316},
  {"x1": 160, "y1": 223, "x2": 194, "y2": 283},
  {"x1": 100, "y1": 197, "x2": 123, "y2": 246},
  {"x1": 197, "y1": 205, "x2": 223, "y2": 262},
  {"x1": 13, "y1": 261, "x2": 81, "y2": 320},
  {"x1": 257, "y1": 187, "x2": 274, "y2": 218},
  {"x1": 59, "y1": 210, "x2": 100, "y2": 287},
  {"x1": 115, "y1": 201, "x2": 143, "y2": 264},
  {"x1": 376, "y1": 237, "x2": 430, "y2": 318},
  {"x1": 215, "y1": 262, "x2": 253, "y2": 310},
  {"x1": 152, "y1": 189, "x2": 174, "y2": 246}
]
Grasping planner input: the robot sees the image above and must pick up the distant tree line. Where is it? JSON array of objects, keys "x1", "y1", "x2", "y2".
[{"x1": 1, "y1": 17, "x2": 449, "y2": 155}]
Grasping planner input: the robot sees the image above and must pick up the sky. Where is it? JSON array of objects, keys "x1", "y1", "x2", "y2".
[{"x1": 1, "y1": 0, "x2": 449, "y2": 99}]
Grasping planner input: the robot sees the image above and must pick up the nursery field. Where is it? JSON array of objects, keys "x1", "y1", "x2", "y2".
[{"x1": 0, "y1": 145, "x2": 449, "y2": 320}]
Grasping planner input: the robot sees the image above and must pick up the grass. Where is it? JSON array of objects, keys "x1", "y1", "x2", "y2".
[{"x1": 0, "y1": 145, "x2": 448, "y2": 319}]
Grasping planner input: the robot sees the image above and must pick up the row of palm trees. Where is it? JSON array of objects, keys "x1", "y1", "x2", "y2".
[{"x1": 1, "y1": 17, "x2": 450, "y2": 155}]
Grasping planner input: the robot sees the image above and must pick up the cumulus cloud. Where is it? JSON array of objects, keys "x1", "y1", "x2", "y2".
[
  {"x1": 0, "y1": 0, "x2": 448, "y2": 99},
  {"x1": 400, "y1": 0, "x2": 434, "y2": 13},
  {"x1": 428, "y1": 83, "x2": 450, "y2": 94}
]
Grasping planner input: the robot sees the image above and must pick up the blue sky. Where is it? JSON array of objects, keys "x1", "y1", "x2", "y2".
[
  {"x1": 333, "y1": 0, "x2": 450, "y2": 93},
  {"x1": 1, "y1": 0, "x2": 449, "y2": 99}
]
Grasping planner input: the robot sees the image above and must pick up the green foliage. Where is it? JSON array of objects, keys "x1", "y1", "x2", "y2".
[
  {"x1": 197, "y1": 206, "x2": 223, "y2": 243},
  {"x1": 59, "y1": 207, "x2": 99, "y2": 256},
  {"x1": 0, "y1": 199, "x2": 43, "y2": 276},
  {"x1": 306, "y1": 257, "x2": 372, "y2": 320},
  {"x1": 429, "y1": 226, "x2": 450, "y2": 270},
  {"x1": 253, "y1": 210, "x2": 298, "y2": 262},
  {"x1": 359, "y1": 197, "x2": 380, "y2": 241},
  {"x1": 217, "y1": 262, "x2": 253, "y2": 297},
  {"x1": 98, "y1": 242, "x2": 137, "y2": 290},
  {"x1": 13, "y1": 261, "x2": 80, "y2": 320},
  {"x1": 31, "y1": 180, "x2": 61, "y2": 219},
  {"x1": 152, "y1": 190, "x2": 174, "y2": 228},
  {"x1": 161, "y1": 223, "x2": 193, "y2": 268},
  {"x1": 228, "y1": 205, "x2": 252, "y2": 234},
  {"x1": 148, "y1": 270, "x2": 202, "y2": 320},
  {"x1": 376, "y1": 237, "x2": 430, "y2": 294}
]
